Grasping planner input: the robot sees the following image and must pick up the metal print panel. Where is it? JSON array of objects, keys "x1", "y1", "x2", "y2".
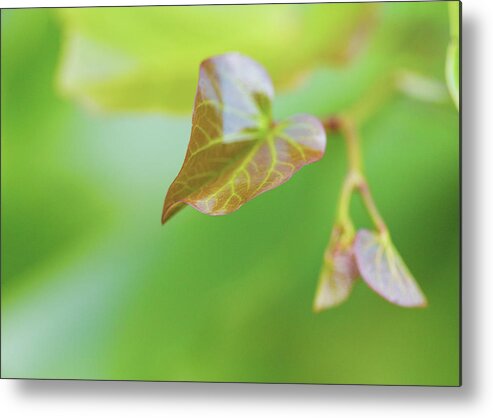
[{"x1": 0, "y1": 1, "x2": 461, "y2": 386}]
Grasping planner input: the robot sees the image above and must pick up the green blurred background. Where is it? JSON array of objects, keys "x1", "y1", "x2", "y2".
[{"x1": 1, "y1": 2, "x2": 459, "y2": 385}]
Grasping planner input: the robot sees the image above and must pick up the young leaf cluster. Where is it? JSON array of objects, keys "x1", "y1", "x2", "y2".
[{"x1": 163, "y1": 53, "x2": 428, "y2": 310}]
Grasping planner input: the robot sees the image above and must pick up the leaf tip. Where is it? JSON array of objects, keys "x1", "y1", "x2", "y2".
[
  {"x1": 161, "y1": 198, "x2": 185, "y2": 225},
  {"x1": 161, "y1": 212, "x2": 168, "y2": 225},
  {"x1": 312, "y1": 301, "x2": 325, "y2": 314},
  {"x1": 413, "y1": 293, "x2": 429, "y2": 309}
]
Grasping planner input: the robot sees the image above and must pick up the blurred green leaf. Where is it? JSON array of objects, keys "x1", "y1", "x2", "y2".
[
  {"x1": 56, "y1": 4, "x2": 377, "y2": 113},
  {"x1": 162, "y1": 53, "x2": 325, "y2": 223},
  {"x1": 446, "y1": 2, "x2": 460, "y2": 109}
]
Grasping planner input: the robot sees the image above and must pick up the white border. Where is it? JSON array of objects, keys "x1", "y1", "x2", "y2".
[{"x1": 2, "y1": 0, "x2": 492, "y2": 417}]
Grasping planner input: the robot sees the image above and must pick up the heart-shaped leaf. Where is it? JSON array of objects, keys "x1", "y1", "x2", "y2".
[
  {"x1": 354, "y1": 230, "x2": 427, "y2": 307},
  {"x1": 162, "y1": 53, "x2": 326, "y2": 223}
]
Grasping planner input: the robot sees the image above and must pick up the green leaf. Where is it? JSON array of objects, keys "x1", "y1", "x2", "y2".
[
  {"x1": 446, "y1": 42, "x2": 459, "y2": 109},
  {"x1": 161, "y1": 53, "x2": 326, "y2": 223},
  {"x1": 313, "y1": 226, "x2": 358, "y2": 311},
  {"x1": 56, "y1": 4, "x2": 377, "y2": 113},
  {"x1": 446, "y1": 2, "x2": 460, "y2": 109},
  {"x1": 353, "y1": 230, "x2": 427, "y2": 307},
  {"x1": 448, "y1": 1, "x2": 460, "y2": 40}
]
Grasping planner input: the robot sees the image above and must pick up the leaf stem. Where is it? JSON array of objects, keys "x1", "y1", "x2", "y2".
[
  {"x1": 334, "y1": 173, "x2": 356, "y2": 237},
  {"x1": 324, "y1": 115, "x2": 388, "y2": 237},
  {"x1": 357, "y1": 176, "x2": 388, "y2": 236}
]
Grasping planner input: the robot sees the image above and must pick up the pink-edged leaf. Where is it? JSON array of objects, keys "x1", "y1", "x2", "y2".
[
  {"x1": 354, "y1": 230, "x2": 427, "y2": 307},
  {"x1": 162, "y1": 53, "x2": 326, "y2": 224},
  {"x1": 314, "y1": 248, "x2": 359, "y2": 311},
  {"x1": 313, "y1": 226, "x2": 358, "y2": 311}
]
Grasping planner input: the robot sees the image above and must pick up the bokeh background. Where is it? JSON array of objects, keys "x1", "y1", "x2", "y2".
[{"x1": 1, "y1": 2, "x2": 459, "y2": 385}]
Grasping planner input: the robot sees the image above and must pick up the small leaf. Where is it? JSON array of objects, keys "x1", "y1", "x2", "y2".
[
  {"x1": 354, "y1": 230, "x2": 427, "y2": 307},
  {"x1": 314, "y1": 227, "x2": 358, "y2": 311},
  {"x1": 162, "y1": 53, "x2": 326, "y2": 223}
]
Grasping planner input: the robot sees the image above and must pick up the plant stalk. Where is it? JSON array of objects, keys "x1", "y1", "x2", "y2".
[{"x1": 324, "y1": 115, "x2": 388, "y2": 237}]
